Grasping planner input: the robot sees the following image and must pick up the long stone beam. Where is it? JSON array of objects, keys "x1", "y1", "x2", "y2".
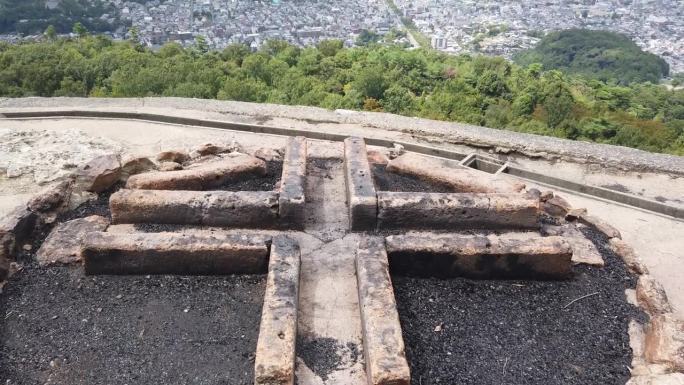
[
  {"x1": 126, "y1": 153, "x2": 266, "y2": 190},
  {"x1": 82, "y1": 231, "x2": 270, "y2": 275},
  {"x1": 377, "y1": 192, "x2": 539, "y2": 230},
  {"x1": 385, "y1": 232, "x2": 573, "y2": 279},
  {"x1": 278, "y1": 136, "x2": 307, "y2": 229},
  {"x1": 386, "y1": 152, "x2": 525, "y2": 193},
  {"x1": 344, "y1": 137, "x2": 377, "y2": 231},
  {"x1": 110, "y1": 189, "x2": 279, "y2": 228},
  {"x1": 356, "y1": 236, "x2": 411, "y2": 385},
  {"x1": 254, "y1": 236, "x2": 301, "y2": 385}
]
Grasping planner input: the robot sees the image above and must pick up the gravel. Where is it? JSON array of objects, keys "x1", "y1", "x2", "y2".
[
  {"x1": 296, "y1": 336, "x2": 360, "y2": 382},
  {"x1": 371, "y1": 164, "x2": 455, "y2": 193},
  {"x1": 215, "y1": 160, "x2": 282, "y2": 191},
  {"x1": 392, "y1": 226, "x2": 644, "y2": 385}
]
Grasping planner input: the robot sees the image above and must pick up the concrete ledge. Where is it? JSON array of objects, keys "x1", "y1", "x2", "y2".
[
  {"x1": 126, "y1": 153, "x2": 266, "y2": 190},
  {"x1": 356, "y1": 236, "x2": 411, "y2": 385},
  {"x1": 344, "y1": 137, "x2": 377, "y2": 231},
  {"x1": 82, "y1": 231, "x2": 270, "y2": 275},
  {"x1": 110, "y1": 189, "x2": 279, "y2": 228},
  {"x1": 255, "y1": 236, "x2": 301, "y2": 385},
  {"x1": 278, "y1": 136, "x2": 307, "y2": 229},
  {"x1": 377, "y1": 192, "x2": 539, "y2": 230},
  {"x1": 387, "y1": 152, "x2": 525, "y2": 193},
  {"x1": 385, "y1": 232, "x2": 573, "y2": 279}
]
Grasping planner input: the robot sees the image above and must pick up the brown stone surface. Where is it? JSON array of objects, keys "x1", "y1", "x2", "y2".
[
  {"x1": 0, "y1": 206, "x2": 37, "y2": 259},
  {"x1": 77, "y1": 154, "x2": 122, "y2": 193},
  {"x1": 156, "y1": 149, "x2": 190, "y2": 164},
  {"x1": 82, "y1": 231, "x2": 270, "y2": 275},
  {"x1": 195, "y1": 143, "x2": 224, "y2": 156},
  {"x1": 385, "y1": 232, "x2": 573, "y2": 279},
  {"x1": 120, "y1": 156, "x2": 157, "y2": 181},
  {"x1": 255, "y1": 236, "x2": 301, "y2": 385},
  {"x1": 367, "y1": 149, "x2": 389, "y2": 165},
  {"x1": 627, "y1": 373, "x2": 684, "y2": 385},
  {"x1": 158, "y1": 161, "x2": 182, "y2": 171},
  {"x1": 542, "y1": 196, "x2": 573, "y2": 218},
  {"x1": 377, "y1": 192, "x2": 539, "y2": 230},
  {"x1": 645, "y1": 314, "x2": 684, "y2": 371},
  {"x1": 110, "y1": 189, "x2": 279, "y2": 228},
  {"x1": 355, "y1": 236, "x2": 411, "y2": 385},
  {"x1": 386, "y1": 152, "x2": 525, "y2": 193},
  {"x1": 542, "y1": 224, "x2": 604, "y2": 266},
  {"x1": 637, "y1": 275, "x2": 673, "y2": 315},
  {"x1": 36, "y1": 215, "x2": 110, "y2": 266},
  {"x1": 579, "y1": 214, "x2": 622, "y2": 239},
  {"x1": 278, "y1": 136, "x2": 307, "y2": 229},
  {"x1": 609, "y1": 238, "x2": 649, "y2": 275},
  {"x1": 344, "y1": 137, "x2": 377, "y2": 231},
  {"x1": 254, "y1": 148, "x2": 283, "y2": 162},
  {"x1": 27, "y1": 180, "x2": 73, "y2": 214},
  {"x1": 126, "y1": 153, "x2": 266, "y2": 190}
]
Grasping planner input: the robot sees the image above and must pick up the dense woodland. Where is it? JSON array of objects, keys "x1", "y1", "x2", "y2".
[
  {"x1": 514, "y1": 29, "x2": 670, "y2": 85},
  {"x1": 0, "y1": 0, "x2": 119, "y2": 35},
  {"x1": 1, "y1": 35, "x2": 683, "y2": 155}
]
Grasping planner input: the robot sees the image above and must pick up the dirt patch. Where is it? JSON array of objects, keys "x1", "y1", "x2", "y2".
[
  {"x1": 371, "y1": 164, "x2": 456, "y2": 193},
  {"x1": 215, "y1": 160, "x2": 282, "y2": 191},
  {"x1": 296, "y1": 336, "x2": 360, "y2": 382},
  {"x1": 0, "y1": 266, "x2": 265, "y2": 385},
  {"x1": 391, "y1": 227, "x2": 644, "y2": 385}
]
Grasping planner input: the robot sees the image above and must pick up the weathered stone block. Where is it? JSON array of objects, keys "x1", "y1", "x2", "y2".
[
  {"x1": 36, "y1": 215, "x2": 110, "y2": 266},
  {"x1": 356, "y1": 236, "x2": 411, "y2": 385},
  {"x1": 344, "y1": 137, "x2": 377, "y2": 231},
  {"x1": 127, "y1": 153, "x2": 266, "y2": 190},
  {"x1": 542, "y1": 224, "x2": 604, "y2": 266},
  {"x1": 255, "y1": 236, "x2": 301, "y2": 385},
  {"x1": 110, "y1": 189, "x2": 279, "y2": 228},
  {"x1": 644, "y1": 314, "x2": 684, "y2": 372},
  {"x1": 0, "y1": 206, "x2": 37, "y2": 258},
  {"x1": 278, "y1": 136, "x2": 307, "y2": 229},
  {"x1": 377, "y1": 192, "x2": 539, "y2": 230},
  {"x1": 542, "y1": 195, "x2": 572, "y2": 218},
  {"x1": 385, "y1": 232, "x2": 573, "y2": 279},
  {"x1": 82, "y1": 231, "x2": 269, "y2": 275},
  {"x1": 158, "y1": 161, "x2": 182, "y2": 171},
  {"x1": 637, "y1": 275, "x2": 673, "y2": 315},
  {"x1": 77, "y1": 154, "x2": 122, "y2": 193},
  {"x1": 120, "y1": 156, "x2": 157, "y2": 181},
  {"x1": 27, "y1": 179, "x2": 73, "y2": 214},
  {"x1": 609, "y1": 238, "x2": 648, "y2": 275},
  {"x1": 386, "y1": 152, "x2": 525, "y2": 193},
  {"x1": 579, "y1": 214, "x2": 622, "y2": 239},
  {"x1": 156, "y1": 149, "x2": 190, "y2": 164}
]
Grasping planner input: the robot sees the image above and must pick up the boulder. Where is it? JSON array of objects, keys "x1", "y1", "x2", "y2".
[
  {"x1": 27, "y1": 180, "x2": 73, "y2": 214},
  {"x1": 36, "y1": 215, "x2": 110, "y2": 266},
  {"x1": 367, "y1": 149, "x2": 389, "y2": 165},
  {"x1": 644, "y1": 314, "x2": 684, "y2": 371},
  {"x1": 540, "y1": 190, "x2": 554, "y2": 202},
  {"x1": 609, "y1": 238, "x2": 649, "y2": 275},
  {"x1": 0, "y1": 206, "x2": 37, "y2": 258},
  {"x1": 158, "y1": 161, "x2": 182, "y2": 171},
  {"x1": 254, "y1": 148, "x2": 283, "y2": 162},
  {"x1": 542, "y1": 195, "x2": 572, "y2": 217},
  {"x1": 542, "y1": 224, "x2": 604, "y2": 266},
  {"x1": 77, "y1": 154, "x2": 121, "y2": 193},
  {"x1": 195, "y1": 143, "x2": 224, "y2": 157},
  {"x1": 156, "y1": 150, "x2": 190, "y2": 164},
  {"x1": 637, "y1": 275, "x2": 673, "y2": 315},
  {"x1": 120, "y1": 156, "x2": 157, "y2": 181},
  {"x1": 579, "y1": 214, "x2": 622, "y2": 239}
]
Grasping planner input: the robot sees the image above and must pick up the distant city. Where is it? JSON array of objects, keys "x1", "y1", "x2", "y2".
[{"x1": 1, "y1": 0, "x2": 682, "y2": 74}]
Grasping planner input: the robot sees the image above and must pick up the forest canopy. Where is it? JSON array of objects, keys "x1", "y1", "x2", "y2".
[
  {"x1": 513, "y1": 29, "x2": 670, "y2": 85},
  {"x1": 0, "y1": 35, "x2": 683, "y2": 155},
  {"x1": 0, "y1": 0, "x2": 120, "y2": 35}
]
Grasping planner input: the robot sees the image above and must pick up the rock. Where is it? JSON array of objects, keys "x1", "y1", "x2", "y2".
[
  {"x1": 388, "y1": 143, "x2": 405, "y2": 159},
  {"x1": 0, "y1": 206, "x2": 37, "y2": 259},
  {"x1": 226, "y1": 140, "x2": 242, "y2": 153},
  {"x1": 579, "y1": 214, "x2": 622, "y2": 239},
  {"x1": 6, "y1": 165, "x2": 25, "y2": 178},
  {"x1": 627, "y1": 373, "x2": 684, "y2": 385},
  {"x1": 609, "y1": 238, "x2": 649, "y2": 275},
  {"x1": 254, "y1": 148, "x2": 283, "y2": 162},
  {"x1": 565, "y1": 208, "x2": 588, "y2": 221},
  {"x1": 0, "y1": 253, "x2": 9, "y2": 281},
  {"x1": 644, "y1": 314, "x2": 684, "y2": 371},
  {"x1": 542, "y1": 224, "x2": 604, "y2": 266},
  {"x1": 120, "y1": 156, "x2": 157, "y2": 181},
  {"x1": 542, "y1": 195, "x2": 572, "y2": 217},
  {"x1": 36, "y1": 216, "x2": 110, "y2": 266},
  {"x1": 637, "y1": 275, "x2": 673, "y2": 315},
  {"x1": 367, "y1": 149, "x2": 389, "y2": 165},
  {"x1": 525, "y1": 188, "x2": 541, "y2": 200},
  {"x1": 77, "y1": 154, "x2": 121, "y2": 193},
  {"x1": 27, "y1": 180, "x2": 73, "y2": 214},
  {"x1": 156, "y1": 150, "x2": 190, "y2": 164},
  {"x1": 67, "y1": 190, "x2": 98, "y2": 211},
  {"x1": 540, "y1": 190, "x2": 554, "y2": 202},
  {"x1": 158, "y1": 161, "x2": 182, "y2": 171},
  {"x1": 195, "y1": 143, "x2": 224, "y2": 156}
]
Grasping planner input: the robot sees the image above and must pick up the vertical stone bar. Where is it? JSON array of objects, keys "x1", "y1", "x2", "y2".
[
  {"x1": 279, "y1": 136, "x2": 307, "y2": 229},
  {"x1": 356, "y1": 236, "x2": 410, "y2": 385},
  {"x1": 344, "y1": 137, "x2": 377, "y2": 231},
  {"x1": 255, "y1": 236, "x2": 301, "y2": 385}
]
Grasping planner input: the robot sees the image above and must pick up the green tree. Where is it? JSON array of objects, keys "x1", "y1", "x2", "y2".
[
  {"x1": 72, "y1": 22, "x2": 88, "y2": 37},
  {"x1": 44, "y1": 25, "x2": 56, "y2": 41}
]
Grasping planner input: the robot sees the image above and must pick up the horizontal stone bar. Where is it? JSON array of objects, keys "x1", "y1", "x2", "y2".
[
  {"x1": 254, "y1": 236, "x2": 301, "y2": 385},
  {"x1": 126, "y1": 153, "x2": 266, "y2": 190},
  {"x1": 387, "y1": 152, "x2": 525, "y2": 193},
  {"x1": 356, "y1": 236, "x2": 411, "y2": 385},
  {"x1": 278, "y1": 136, "x2": 307, "y2": 230},
  {"x1": 110, "y1": 189, "x2": 279, "y2": 228},
  {"x1": 82, "y1": 231, "x2": 270, "y2": 275},
  {"x1": 385, "y1": 232, "x2": 572, "y2": 279},
  {"x1": 344, "y1": 137, "x2": 377, "y2": 231},
  {"x1": 377, "y1": 192, "x2": 539, "y2": 230}
]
